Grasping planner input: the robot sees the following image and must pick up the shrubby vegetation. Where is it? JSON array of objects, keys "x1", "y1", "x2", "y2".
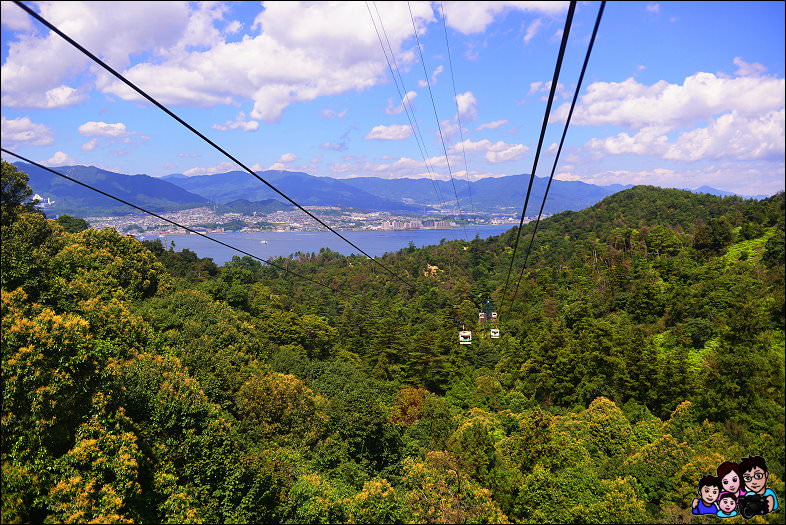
[{"x1": 2, "y1": 160, "x2": 784, "y2": 523}]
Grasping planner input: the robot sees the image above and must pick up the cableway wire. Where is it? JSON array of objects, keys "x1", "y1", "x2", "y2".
[
  {"x1": 1, "y1": 148, "x2": 358, "y2": 301},
  {"x1": 366, "y1": 1, "x2": 446, "y2": 209},
  {"x1": 12, "y1": 0, "x2": 414, "y2": 291},
  {"x1": 499, "y1": 0, "x2": 576, "y2": 313},
  {"x1": 507, "y1": 1, "x2": 606, "y2": 313},
  {"x1": 407, "y1": 1, "x2": 470, "y2": 242},
  {"x1": 439, "y1": 1, "x2": 480, "y2": 239}
]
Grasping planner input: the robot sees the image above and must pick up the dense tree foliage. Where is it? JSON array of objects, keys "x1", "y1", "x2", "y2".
[{"x1": 2, "y1": 171, "x2": 784, "y2": 523}]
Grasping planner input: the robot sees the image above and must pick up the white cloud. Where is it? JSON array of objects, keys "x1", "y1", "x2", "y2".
[
  {"x1": 1, "y1": 116, "x2": 54, "y2": 146},
  {"x1": 664, "y1": 109, "x2": 785, "y2": 162},
  {"x1": 183, "y1": 160, "x2": 242, "y2": 177},
  {"x1": 450, "y1": 138, "x2": 529, "y2": 163},
  {"x1": 733, "y1": 57, "x2": 767, "y2": 77},
  {"x1": 528, "y1": 80, "x2": 569, "y2": 100},
  {"x1": 44, "y1": 151, "x2": 79, "y2": 166},
  {"x1": 225, "y1": 20, "x2": 242, "y2": 35},
  {"x1": 2, "y1": 2, "x2": 559, "y2": 119},
  {"x1": 78, "y1": 121, "x2": 129, "y2": 137},
  {"x1": 212, "y1": 111, "x2": 260, "y2": 132},
  {"x1": 321, "y1": 108, "x2": 348, "y2": 119},
  {"x1": 646, "y1": 3, "x2": 660, "y2": 15},
  {"x1": 277, "y1": 152, "x2": 297, "y2": 163},
  {"x1": 1, "y1": 1, "x2": 193, "y2": 109},
  {"x1": 1, "y1": 1, "x2": 33, "y2": 31},
  {"x1": 476, "y1": 119, "x2": 508, "y2": 130},
  {"x1": 523, "y1": 18, "x2": 542, "y2": 45},
  {"x1": 365, "y1": 124, "x2": 413, "y2": 140},
  {"x1": 81, "y1": 138, "x2": 98, "y2": 151},
  {"x1": 555, "y1": 163, "x2": 784, "y2": 197},
  {"x1": 585, "y1": 111, "x2": 784, "y2": 164},
  {"x1": 455, "y1": 91, "x2": 477, "y2": 121},
  {"x1": 386, "y1": 91, "x2": 417, "y2": 115},
  {"x1": 550, "y1": 71, "x2": 785, "y2": 130},
  {"x1": 419, "y1": 64, "x2": 445, "y2": 87},
  {"x1": 441, "y1": 1, "x2": 568, "y2": 34},
  {"x1": 102, "y1": 2, "x2": 436, "y2": 122}
]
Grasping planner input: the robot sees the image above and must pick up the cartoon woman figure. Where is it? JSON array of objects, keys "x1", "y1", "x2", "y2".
[
  {"x1": 716, "y1": 492, "x2": 738, "y2": 518},
  {"x1": 717, "y1": 461, "x2": 746, "y2": 498}
]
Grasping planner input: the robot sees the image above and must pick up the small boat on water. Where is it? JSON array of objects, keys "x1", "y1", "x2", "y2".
[{"x1": 260, "y1": 240, "x2": 268, "y2": 244}]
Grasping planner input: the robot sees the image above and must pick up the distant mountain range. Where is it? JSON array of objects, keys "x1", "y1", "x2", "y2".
[
  {"x1": 15, "y1": 162, "x2": 208, "y2": 217},
  {"x1": 16, "y1": 162, "x2": 766, "y2": 218}
]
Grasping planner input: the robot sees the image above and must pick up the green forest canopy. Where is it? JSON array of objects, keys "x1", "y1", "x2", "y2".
[{"x1": 2, "y1": 161, "x2": 784, "y2": 523}]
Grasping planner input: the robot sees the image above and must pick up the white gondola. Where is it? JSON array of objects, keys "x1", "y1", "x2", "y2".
[
  {"x1": 491, "y1": 311, "x2": 498, "y2": 320},
  {"x1": 459, "y1": 330, "x2": 472, "y2": 344},
  {"x1": 478, "y1": 312, "x2": 487, "y2": 322},
  {"x1": 490, "y1": 328, "x2": 500, "y2": 338}
]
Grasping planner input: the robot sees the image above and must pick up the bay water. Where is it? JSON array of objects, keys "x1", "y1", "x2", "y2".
[{"x1": 140, "y1": 224, "x2": 516, "y2": 265}]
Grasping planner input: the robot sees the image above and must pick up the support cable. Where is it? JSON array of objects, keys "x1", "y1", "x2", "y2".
[
  {"x1": 439, "y1": 1, "x2": 479, "y2": 238},
  {"x1": 12, "y1": 0, "x2": 414, "y2": 290},
  {"x1": 499, "y1": 1, "x2": 576, "y2": 312},
  {"x1": 508, "y1": 1, "x2": 606, "y2": 312},
  {"x1": 407, "y1": 1, "x2": 469, "y2": 241},
  {"x1": 366, "y1": 1, "x2": 446, "y2": 207}
]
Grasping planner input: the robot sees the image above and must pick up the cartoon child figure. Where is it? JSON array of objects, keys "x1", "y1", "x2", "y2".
[
  {"x1": 716, "y1": 492, "x2": 738, "y2": 518},
  {"x1": 740, "y1": 455, "x2": 779, "y2": 515},
  {"x1": 692, "y1": 475, "x2": 722, "y2": 514}
]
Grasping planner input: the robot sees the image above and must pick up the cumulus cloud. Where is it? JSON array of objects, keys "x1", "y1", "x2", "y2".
[
  {"x1": 44, "y1": 151, "x2": 79, "y2": 166},
  {"x1": 451, "y1": 138, "x2": 529, "y2": 163},
  {"x1": 570, "y1": 65, "x2": 785, "y2": 164},
  {"x1": 277, "y1": 152, "x2": 297, "y2": 163},
  {"x1": 1, "y1": 1, "x2": 34, "y2": 31},
  {"x1": 476, "y1": 119, "x2": 508, "y2": 130},
  {"x1": 646, "y1": 3, "x2": 660, "y2": 15},
  {"x1": 418, "y1": 64, "x2": 444, "y2": 88},
  {"x1": 103, "y1": 2, "x2": 436, "y2": 122},
  {"x1": 442, "y1": 1, "x2": 567, "y2": 34},
  {"x1": 455, "y1": 91, "x2": 477, "y2": 121},
  {"x1": 183, "y1": 160, "x2": 242, "y2": 177},
  {"x1": 76, "y1": 121, "x2": 148, "y2": 151},
  {"x1": 78, "y1": 121, "x2": 129, "y2": 137},
  {"x1": 1, "y1": 116, "x2": 54, "y2": 146},
  {"x1": 365, "y1": 124, "x2": 413, "y2": 140},
  {"x1": 321, "y1": 108, "x2": 348, "y2": 119},
  {"x1": 212, "y1": 111, "x2": 260, "y2": 132},
  {"x1": 555, "y1": 163, "x2": 784, "y2": 197},
  {"x1": 733, "y1": 57, "x2": 767, "y2": 77},
  {"x1": 663, "y1": 109, "x2": 785, "y2": 162},
  {"x1": 386, "y1": 91, "x2": 417, "y2": 115},
  {"x1": 550, "y1": 71, "x2": 785, "y2": 130},
  {"x1": 523, "y1": 18, "x2": 542, "y2": 45}
]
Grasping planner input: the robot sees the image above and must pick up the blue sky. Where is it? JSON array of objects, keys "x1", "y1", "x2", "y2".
[{"x1": 2, "y1": 1, "x2": 784, "y2": 196}]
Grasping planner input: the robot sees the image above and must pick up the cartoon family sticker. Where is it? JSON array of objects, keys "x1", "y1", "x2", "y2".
[{"x1": 692, "y1": 455, "x2": 780, "y2": 519}]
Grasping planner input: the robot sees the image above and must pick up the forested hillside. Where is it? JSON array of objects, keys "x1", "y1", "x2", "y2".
[{"x1": 2, "y1": 161, "x2": 784, "y2": 524}]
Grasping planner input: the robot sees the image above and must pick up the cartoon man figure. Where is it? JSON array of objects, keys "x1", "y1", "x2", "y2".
[
  {"x1": 692, "y1": 475, "x2": 722, "y2": 514},
  {"x1": 740, "y1": 455, "x2": 778, "y2": 515},
  {"x1": 716, "y1": 492, "x2": 738, "y2": 518}
]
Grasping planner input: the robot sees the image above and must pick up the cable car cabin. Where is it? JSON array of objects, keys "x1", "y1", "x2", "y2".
[
  {"x1": 490, "y1": 328, "x2": 500, "y2": 338},
  {"x1": 478, "y1": 312, "x2": 487, "y2": 322},
  {"x1": 459, "y1": 330, "x2": 472, "y2": 344},
  {"x1": 491, "y1": 311, "x2": 498, "y2": 320}
]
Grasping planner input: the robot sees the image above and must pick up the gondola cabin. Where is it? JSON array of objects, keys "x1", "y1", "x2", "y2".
[
  {"x1": 490, "y1": 328, "x2": 500, "y2": 338},
  {"x1": 491, "y1": 311, "x2": 498, "y2": 320},
  {"x1": 478, "y1": 312, "x2": 487, "y2": 322},
  {"x1": 459, "y1": 330, "x2": 472, "y2": 344}
]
